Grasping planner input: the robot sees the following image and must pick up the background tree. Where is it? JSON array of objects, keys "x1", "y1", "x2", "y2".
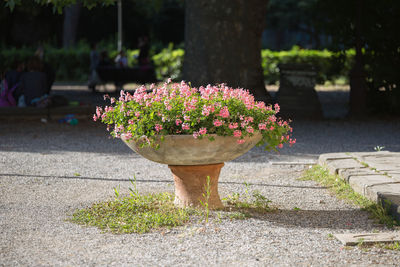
[
  {"x1": 183, "y1": 0, "x2": 271, "y2": 102},
  {"x1": 314, "y1": 0, "x2": 400, "y2": 115},
  {"x1": 63, "y1": 0, "x2": 82, "y2": 48}
]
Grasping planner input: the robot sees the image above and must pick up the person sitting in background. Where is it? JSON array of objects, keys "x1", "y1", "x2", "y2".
[
  {"x1": 19, "y1": 56, "x2": 48, "y2": 107},
  {"x1": 0, "y1": 67, "x2": 17, "y2": 107},
  {"x1": 114, "y1": 50, "x2": 128, "y2": 68},
  {"x1": 138, "y1": 36, "x2": 150, "y2": 68},
  {"x1": 35, "y1": 45, "x2": 55, "y2": 95},
  {"x1": 88, "y1": 43, "x2": 100, "y2": 90},
  {"x1": 5, "y1": 59, "x2": 25, "y2": 101},
  {"x1": 98, "y1": 50, "x2": 112, "y2": 67}
]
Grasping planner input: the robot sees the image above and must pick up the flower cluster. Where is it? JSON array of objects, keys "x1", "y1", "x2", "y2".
[{"x1": 94, "y1": 80, "x2": 295, "y2": 150}]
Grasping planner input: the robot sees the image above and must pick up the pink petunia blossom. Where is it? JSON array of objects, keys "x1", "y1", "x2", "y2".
[
  {"x1": 237, "y1": 139, "x2": 245, "y2": 144},
  {"x1": 274, "y1": 103, "x2": 280, "y2": 113},
  {"x1": 258, "y1": 123, "x2": 266, "y2": 130},
  {"x1": 155, "y1": 124, "x2": 163, "y2": 132},
  {"x1": 199, "y1": 127, "x2": 207, "y2": 135},
  {"x1": 219, "y1": 106, "x2": 230, "y2": 118},
  {"x1": 229, "y1": 123, "x2": 238, "y2": 129},
  {"x1": 175, "y1": 119, "x2": 182, "y2": 126},
  {"x1": 246, "y1": 126, "x2": 254, "y2": 133},
  {"x1": 213, "y1": 120, "x2": 223, "y2": 127},
  {"x1": 182, "y1": 123, "x2": 190, "y2": 130},
  {"x1": 233, "y1": 130, "x2": 242, "y2": 138}
]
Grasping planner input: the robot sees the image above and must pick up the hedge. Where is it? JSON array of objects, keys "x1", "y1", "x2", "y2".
[{"x1": 0, "y1": 46, "x2": 352, "y2": 84}]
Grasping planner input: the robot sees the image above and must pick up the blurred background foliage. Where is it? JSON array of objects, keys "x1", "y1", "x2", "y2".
[{"x1": 1, "y1": 0, "x2": 399, "y2": 113}]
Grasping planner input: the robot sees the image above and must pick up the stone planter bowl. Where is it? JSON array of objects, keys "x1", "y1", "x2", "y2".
[{"x1": 122, "y1": 133, "x2": 262, "y2": 165}]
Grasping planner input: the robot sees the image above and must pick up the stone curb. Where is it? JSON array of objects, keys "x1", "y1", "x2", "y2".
[{"x1": 319, "y1": 151, "x2": 400, "y2": 222}]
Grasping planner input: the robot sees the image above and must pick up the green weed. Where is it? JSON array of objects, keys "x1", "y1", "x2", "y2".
[
  {"x1": 70, "y1": 180, "x2": 275, "y2": 234},
  {"x1": 199, "y1": 176, "x2": 211, "y2": 224},
  {"x1": 301, "y1": 165, "x2": 398, "y2": 228},
  {"x1": 70, "y1": 192, "x2": 189, "y2": 234}
]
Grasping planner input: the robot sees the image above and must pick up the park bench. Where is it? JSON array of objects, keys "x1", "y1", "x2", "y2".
[{"x1": 92, "y1": 66, "x2": 158, "y2": 92}]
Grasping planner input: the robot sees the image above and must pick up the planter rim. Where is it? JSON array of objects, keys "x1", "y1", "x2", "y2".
[{"x1": 122, "y1": 132, "x2": 262, "y2": 165}]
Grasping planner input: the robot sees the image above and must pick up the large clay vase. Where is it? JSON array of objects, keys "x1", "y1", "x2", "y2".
[{"x1": 122, "y1": 133, "x2": 262, "y2": 209}]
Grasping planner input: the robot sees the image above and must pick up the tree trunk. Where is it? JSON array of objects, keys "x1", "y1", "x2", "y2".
[
  {"x1": 63, "y1": 1, "x2": 82, "y2": 48},
  {"x1": 183, "y1": 0, "x2": 271, "y2": 102},
  {"x1": 349, "y1": 0, "x2": 367, "y2": 117}
]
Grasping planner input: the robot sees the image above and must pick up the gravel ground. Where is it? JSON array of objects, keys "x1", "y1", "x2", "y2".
[{"x1": 1, "y1": 119, "x2": 400, "y2": 266}]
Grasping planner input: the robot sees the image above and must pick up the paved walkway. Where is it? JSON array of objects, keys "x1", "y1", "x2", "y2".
[
  {"x1": 1, "y1": 119, "x2": 400, "y2": 265},
  {"x1": 319, "y1": 152, "x2": 400, "y2": 222}
]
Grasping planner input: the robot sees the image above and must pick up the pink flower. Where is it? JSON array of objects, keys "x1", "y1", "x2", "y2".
[
  {"x1": 256, "y1": 102, "x2": 266, "y2": 110},
  {"x1": 155, "y1": 124, "x2": 163, "y2": 132},
  {"x1": 245, "y1": 116, "x2": 254, "y2": 123},
  {"x1": 229, "y1": 123, "x2": 238, "y2": 129},
  {"x1": 96, "y1": 106, "x2": 102, "y2": 117},
  {"x1": 246, "y1": 126, "x2": 254, "y2": 133},
  {"x1": 93, "y1": 114, "x2": 97, "y2": 121},
  {"x1": 213, "y1": 119, "x2": 223, "y2": 127},
  {"x1": 110, "y1": 97, "x2": 116, "y2": 104},
  {"x1": 233, "y1": 130, "x2": 242, "y2": 138},
  {"x1": 184, "y1": 115, "x2": 190, "y2": 121},
  {"x1": 219, "y1": 106, "x2": 230, "y2": 118},
  {"x1": 199, "y1": 127, "x2": 207, "y2": 135},
  {"x1": 237, "y1": 139, "x2": 245, "y2": 144},
  {"x1": 258, "y1": 123, "x2": 266, "y2": 130},
  {"x1": 124, "y1": 132, "x2": 132, "y2": 139},
  {"x1": 193, "y1": 132, "x2": 199, "y2": 139},
  {"x1": 278, "y1": 144, "x2": 283, "y2": 148},
  {"x1": 289, "y1": 138, "x2": 296, "y2": 147},
  {"x1": 128, "y1": 120, "x2": 134, "y2": 125},
  {"x1": 135, "y1": 112, "x2": 140, "y2": 117},
  {"x1": 182, "y1": 123, "x2": 190, "y2": 130},
  {"x1": 274, "y1": 103, "x2": 280, "y2": 113},
  {"x1": 175, "y1": 119, "x2": 182, "y2": 126}
]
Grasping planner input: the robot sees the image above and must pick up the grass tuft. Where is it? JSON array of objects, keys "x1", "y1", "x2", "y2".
[
  {"x1": 301, "y1": 165, "x2": 399, "y2": 228},
  {"x1": 70, "y1": 182, "x2": 275, "y2": 234},
  {"x1": 70, "y1": 192, "x2": 190, "y2": 234}
]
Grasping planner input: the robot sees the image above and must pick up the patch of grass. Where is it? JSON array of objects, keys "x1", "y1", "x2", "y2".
[
  {"x1": 301, "y1": 165, "x2": 398, "y2": 228},
  {"x1": 70, "y1": 192, "x2": 190, "y2": 234},
  {"x1": 223, "y1": 187, "x2": 276, "y2": 215},
  {"x1": 70, "y1": 181, "x2": 275, "y2": 234},
  {"x1": 355, "y1": 241, "x2": 400, "y2": 252},
  {"x1": 380, "y1": 242, "x2": 400, "y2": 251}
]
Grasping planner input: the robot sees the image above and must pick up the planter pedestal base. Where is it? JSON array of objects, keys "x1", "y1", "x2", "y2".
[{"x1": 168, "y1": 163, "x2": 224, "y2": 209}]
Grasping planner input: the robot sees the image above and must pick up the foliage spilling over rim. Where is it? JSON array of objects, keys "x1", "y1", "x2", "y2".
[{"x1": 94, "y1": 80, "x2": 295, "y2": 151}]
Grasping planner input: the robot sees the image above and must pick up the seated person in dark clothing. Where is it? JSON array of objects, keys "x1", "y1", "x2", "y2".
[
  {"x1": 5, "y1": 59, "x2": 25, "y2": 100},
  {"x1": 19, "y1": 57, "x2": 48, "y2": 106},
  {"x1": 5, "y1": 59, "x2": 25, "y2": 89},
  {"x1": 98, "y1": 50, "x2": 113, "y2": 67},
  {"x1": 35, "y1": 48, "x2": 55, "y2": 95}
]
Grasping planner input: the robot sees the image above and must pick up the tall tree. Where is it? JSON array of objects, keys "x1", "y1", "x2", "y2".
[
  {"x1": 63, "y1": 0, "x2": 82, "y2": 48},
  {"x1": 183, "y1": 0, "x2": 271, "y2": 102}
]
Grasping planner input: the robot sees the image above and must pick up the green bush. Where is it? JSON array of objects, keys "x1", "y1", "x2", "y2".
[
  {"x1": 152, "y1": 43, "x2": 184, "y2": 81},
  {"x1": 261, "y1": 46, "x2": 354, "y2": 84},
  {"x1": 0, "y1": 45, "x2": 352, "y2": 84}
]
